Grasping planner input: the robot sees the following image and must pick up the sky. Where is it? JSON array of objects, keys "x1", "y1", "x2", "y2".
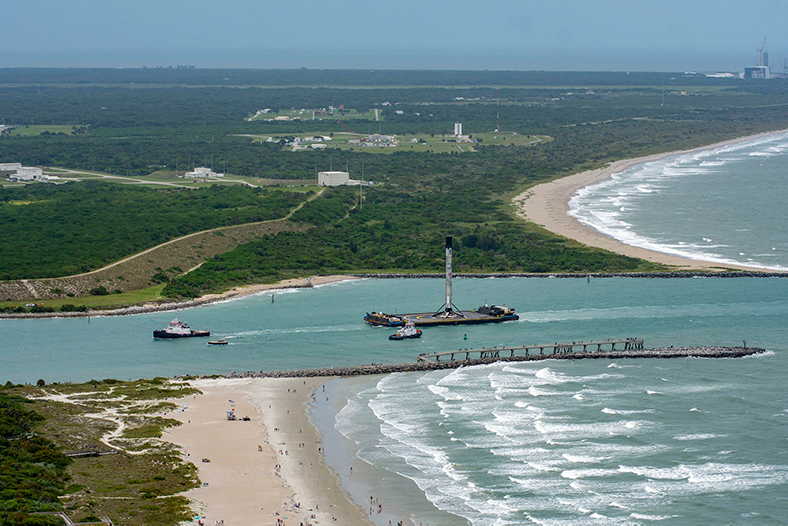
[{"x1": 2, "y1": 0, "x2": 788, "y2": 71}]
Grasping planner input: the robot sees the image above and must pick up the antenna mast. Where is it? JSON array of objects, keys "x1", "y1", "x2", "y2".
[{"x1": 495, "y1": 90, "x2": 500, "y2": 133}]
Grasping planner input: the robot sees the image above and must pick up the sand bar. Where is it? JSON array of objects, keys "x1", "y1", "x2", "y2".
[
  {"x1": 197, "y1": 275, "x2": 356, "y2": 303},
  {"x1": 165, "y1": 377, "x2": 371, "y2": 525},
  {"x1": 514, "y1": 130, "x2": 788, "y2": 272}
]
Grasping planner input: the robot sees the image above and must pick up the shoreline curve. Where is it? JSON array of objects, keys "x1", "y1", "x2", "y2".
[{"x1": 513, "y1": 129, "x2": 788, "y2": 273}]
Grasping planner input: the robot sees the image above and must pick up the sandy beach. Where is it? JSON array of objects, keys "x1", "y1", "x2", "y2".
[
  {"x1": 196, "y1": 275, "x2": 357, "y2": 304},
  {"x1": 165, "y1": 377, "x2": 372, "y2": 526},
  {"x1": 514, "y1": 130, "x2": 788, "y2": 272}
]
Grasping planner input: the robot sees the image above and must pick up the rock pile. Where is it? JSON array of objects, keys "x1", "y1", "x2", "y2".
[{"x1": 226, "y1": 346, "x2": 765, "y2": 379}]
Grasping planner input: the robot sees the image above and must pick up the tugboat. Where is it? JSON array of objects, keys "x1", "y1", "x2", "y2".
[
  {"x1": 153, "y1": 317, "x2": 210, "y2": 339},
  {"x1": 389, "y1": 321, "x2": 422, "y2": 340}
]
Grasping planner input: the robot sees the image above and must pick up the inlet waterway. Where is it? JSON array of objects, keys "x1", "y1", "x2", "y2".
[
  {"x1": 4, "y1": 277, "x2": 788, "y2": 524},
  {"x1": 2, "y1": 277, "x2": 786, "y2": 384}
]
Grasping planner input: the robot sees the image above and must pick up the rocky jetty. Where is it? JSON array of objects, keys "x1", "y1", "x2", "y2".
[
  {"x1": 351, "y1": 272, "x2": 787, "y2": 279},
  {"x1": 5, "y1": 270, "x2": 785, "y2": 320},
  {"x1": 226, "y1": 346, "x2": 765, "y2": 379}
]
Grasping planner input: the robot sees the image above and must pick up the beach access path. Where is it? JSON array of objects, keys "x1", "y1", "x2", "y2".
[
  {"x1": 514, "y1": 130, "x2": 788, "y2": 272},
  {"x1": 164, "y1": 377, "x2": 371, "y2": 526}
]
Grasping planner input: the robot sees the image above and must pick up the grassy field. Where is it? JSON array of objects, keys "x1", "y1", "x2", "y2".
[
  {"x1": 249, "y1": 131, "x2": 551, "y2": 153},
  {"x1": 0, "y1": 285, "x2": 168, "y2": 311},
  {"x1": 249, "y1": 107, "x2": 379, "y2": 122},
  {"x1": 7, "y1": 124, "x2": 75, "y2": 136}
]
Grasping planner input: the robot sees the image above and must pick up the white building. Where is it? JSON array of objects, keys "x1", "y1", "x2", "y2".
[
  {"x1": 454, "y1": 123, "x2": 463, "y2": 136},
  {"x1": 184, "y1": 167, "x2": 223, "y2": 178},
  {"x1": 744, "y1": 66, "x2": 770, "y2": 79},
  {"x1": 318, "y1": 171, "x2": 350, "y2": 186},
  {"x1": 11, "y1": 166, "x2": 47, "y2": 182},
  {"x1": 0, "y1": 162, "x2": 22, "y2": 171}
]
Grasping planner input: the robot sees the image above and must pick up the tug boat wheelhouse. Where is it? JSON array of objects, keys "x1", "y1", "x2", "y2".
[
  {"x1": 153, "y1": 317, "x2": 210, "y2": 339},
  {"x1": 389, "y1": 320, "x2": 423, "y2": 340}
]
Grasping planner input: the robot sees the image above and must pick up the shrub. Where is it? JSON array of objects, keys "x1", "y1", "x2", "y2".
[{"x1": 150, "y1": 272, "x2": 169, "y2": 284}]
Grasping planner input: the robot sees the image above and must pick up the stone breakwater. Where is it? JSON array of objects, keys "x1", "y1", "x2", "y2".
[
  {"x1": 5, "y1": 271, "x2": 785, "y2": 320},
  {"x1": 226, "y1": 346, "x2": 765, "y2": 379},
  {"x1": 351, "y1": 272, "x2": 788, "y2": 279}
]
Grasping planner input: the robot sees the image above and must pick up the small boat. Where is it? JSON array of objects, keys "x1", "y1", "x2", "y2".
[
  {"x1": 208, "y1": 339, "x2": 228, "y2": 345},
  {"x1": 389, "y1": 320, "x2": 422, "y2": 340},
  {"x1": 153, "y1": 317, "x2": 210, "y2": 339}
]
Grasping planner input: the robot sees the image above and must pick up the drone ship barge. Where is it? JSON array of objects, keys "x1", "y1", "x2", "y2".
[{"x1": 364, "y1": 236, "x2": 519, "y2": 327}]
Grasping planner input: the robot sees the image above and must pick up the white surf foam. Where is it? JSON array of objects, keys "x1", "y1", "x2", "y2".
[{"x1": 568, "y1": 131, "x2": 788, "y2": 271}]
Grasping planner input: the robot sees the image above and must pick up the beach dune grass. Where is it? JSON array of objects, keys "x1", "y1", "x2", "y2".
[{"x1": 3, "y1": 379, "x2": 202, "y2": 525}]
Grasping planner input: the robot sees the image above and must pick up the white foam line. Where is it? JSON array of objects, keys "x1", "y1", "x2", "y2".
[{"x1": 568, "y1": 131, "x2": 788, "y2": 271}]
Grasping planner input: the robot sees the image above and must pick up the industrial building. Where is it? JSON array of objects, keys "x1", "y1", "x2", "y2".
[
  {"x1": 10, "y1": 166, "x2": 48, "y2": 182},
  {"x1": 745, "y1": 38, "x2": 771, "y2": 79},
  {"x1": 0, "y1": 162, "x2": 22, "y2": 171},
  {"x1": 744, "y1": 66, "x2": 770, "y2": 79},
  {"x1": 184, "y1": 167, "x2": 223, "y2": 178},
  {"x1": 318, "y1": 171, "x2": 350, "y2": 186},
  {"x1": 317, "y1": 171, "x2": 370, "y2": 187},
  {"x1": 454, "y1": 123, "x2": 463, "y2": 136}
]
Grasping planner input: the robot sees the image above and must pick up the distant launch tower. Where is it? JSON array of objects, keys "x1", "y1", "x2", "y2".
[{"x1": 745, "y1": 37, "x2": 770, "y2": 79}]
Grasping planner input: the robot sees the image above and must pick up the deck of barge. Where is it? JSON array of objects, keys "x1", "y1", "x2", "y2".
[{"x1": 364, "y1": 309, "x2": 519, "y2": 327}]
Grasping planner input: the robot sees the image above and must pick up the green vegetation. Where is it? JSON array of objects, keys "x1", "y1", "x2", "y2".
[
  {"x1": 0, "y1": 285, "x2": 166, "y2": 313},
  {"x1": 4, "y1": 69, "x2": 788, "y2": 301},
  {"x1": 5, "y1": 125, "x2": 78, "y2": 137},
  {"x1": 2, "y1": 378, "x2": 201, "y2": 525},
  {"x1": 0, "y1": 182, "x2": 307, "y2": 279},
  {"x1": 0, "y1": 393, "x2": 71, "y2": 525},
  {"x1": 163, "y1": 184, "x2": 651, "y2": 298}
]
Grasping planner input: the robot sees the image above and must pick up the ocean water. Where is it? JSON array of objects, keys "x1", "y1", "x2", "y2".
[
  {"x1": 569, "y1": 131, "x2": 788, "y2": 270},
  {"x1": 326, "y1": 352, "x2": 788, "y2": 525},
  {"x1": 3, "y1": 277, "x2": 788, "y2": 522}
]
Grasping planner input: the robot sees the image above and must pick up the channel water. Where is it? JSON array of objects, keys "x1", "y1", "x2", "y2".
[{"x1": 3, "y1": 277, "x2": 788, "y2": 523}]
